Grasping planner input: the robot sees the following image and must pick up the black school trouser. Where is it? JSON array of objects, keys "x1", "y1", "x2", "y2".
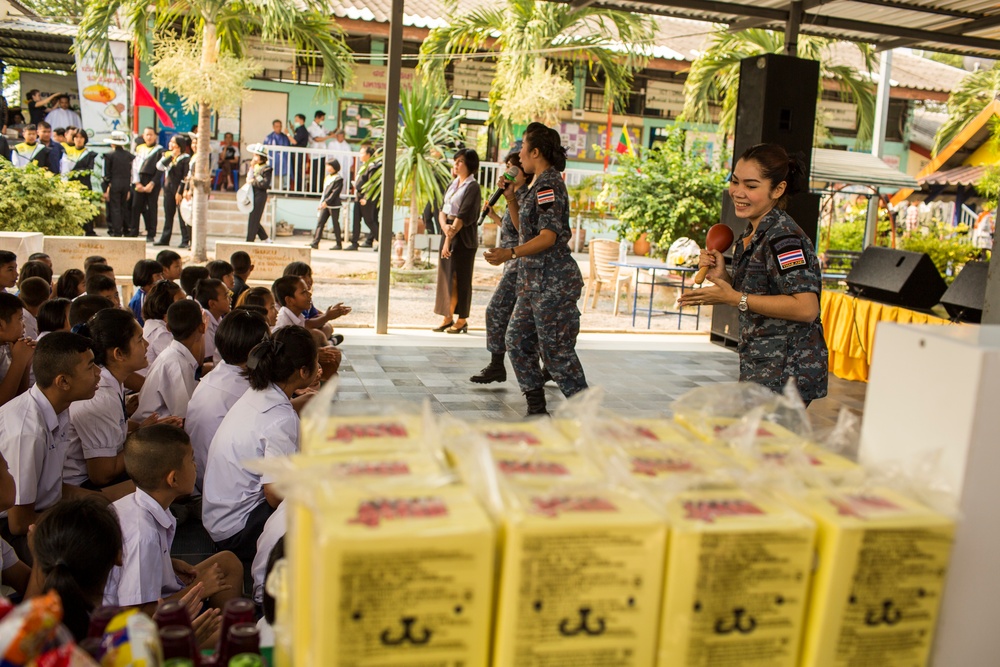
[
  {"x1": 213, "y1": 500, "x2": 275, "y2": 568},
  {"x1": 313, "y1": 206, "x2": 342, "y2": 246},
  {"x1": 130, "y1": 182, "x2": 161, "y2": 239},
  {"x1": 106, "y1": 187, "x2": 130, "y2": 236},
  {"x1": 246, "y1": 190, "x2": 269, "y2": 242},
  {"x1": 351, "y1": 201, "x2": 379, "y2": 246},
  {"x1": 160, "y1": 185, "x2": 188, "y2": 244}
]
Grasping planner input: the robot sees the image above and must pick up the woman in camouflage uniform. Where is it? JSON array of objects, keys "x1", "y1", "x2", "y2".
[
  {"x1": 679, "y1": 143, "x2": 828, "y2": 404},
  {"x1": 485, "y1": 123, "x2": 587, "y2": 415}
]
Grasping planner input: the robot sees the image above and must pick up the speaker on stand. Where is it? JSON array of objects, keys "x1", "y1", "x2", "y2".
[
  {"x1": 846, "y1": 247, "x2": 947, "y2": 311},
  {"x1": 941, "y1": 261, "x2": 989, "y2": 323}
]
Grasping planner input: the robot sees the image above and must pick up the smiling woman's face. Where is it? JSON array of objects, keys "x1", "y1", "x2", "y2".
[{"x1": 728, "y1": 158, "x2": 786, "y2": 225}]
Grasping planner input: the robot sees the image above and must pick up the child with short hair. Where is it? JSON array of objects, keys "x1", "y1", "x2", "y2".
[
  {"x1": 180, "y1": 265, "x2": 209, "y2": 298},
  {"x1": 83, "y1": 255, "x2": 106, "y2": 273},
  {"x1": 103, "y1": 424, "x2": 242, "y2": 614},
  {"x1": 37, "y1": 298, "x2": 71, "y2": 339},
  {"x1": 18, "y1": 261, "x2": 53, "y2": 290},
  {"x1": 271, "y1": 275, "x2": 310, "y2": 331},
  {"x1": 206, "y1": 260, "x2": 235, "y2": 290},
  {"x1": 31, "y1": 497, "x2": 122, "y2": 641},
  {"x1": 195, "y1": 278, "x2": 231, "y2": 364},
  {"x1": 69, "y1": 295, "x2": 114, "y2": 332},
  {"x1": 186, "y1": 309, "x2": 268, "y2": 493},
  {"x1": 281, "y1": 261, "x2": 349, "y2": 343},
  {"x1": 134, "y1": 299, "x2": 204, "y2": 422},
  {"x1": 155, "y1": 250, "x2": 183, "y2": 282},
  {"x1": 84, "y1": 274, "x2": 121, "y2": 308},
  {"x1": 230, "y1": 251, "x2": 253, "y2": 306},
  {"x1": 236, "y1": 286, "x2": 277, "y2": 328},
  {"x1": 27, "y1": 252, "x2": 52, "y2": 269},
  {"x1": 18, "y1": 276, "x2": 50, "y2": 340},
  {"x1": 55, "y1": 268, "x2": 85, "y2": 300},
  {"x1": 85, "y1": 262, "x2": 114, "y2": 282},
  {"x1": 0, "y1": 332, "x2": 101, "y2": 560},
  {"x1": 203, "y1": 326, "x2": 318, "y2": 565},
  {"x1": 129, "y1": 260, "x2": 164, "y2": 325},
  {"x1": 0, "y1": 252, "x2": 17, "y2": 291},
  {"x1": 142, "y1": 280, "x2": 184, "y2": 368},
  {"x1": 0, "y1": 293, "x2": 33, "y2": 407}
]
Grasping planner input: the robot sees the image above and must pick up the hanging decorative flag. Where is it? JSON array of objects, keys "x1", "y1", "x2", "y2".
[
  {"x1": 616, "y1": 123, "x2": 635, "y2": 156},
  {"x1": 134, "y1": 78, "x2": 174, "y2": 129}
]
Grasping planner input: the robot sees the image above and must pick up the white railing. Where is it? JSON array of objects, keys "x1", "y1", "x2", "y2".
[{"x1": 960, "y1": 204, "x2": 978, "y2": 229}]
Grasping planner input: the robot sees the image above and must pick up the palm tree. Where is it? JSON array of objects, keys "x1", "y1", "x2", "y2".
[
  {"x1": 933, "y1": 64, "x2": 1000, "y2": 155},
  {"x1": 366, "y1": 84, "x2": 464, "y2": 270},
  {"x1": 682, "y1": 29, "x2": 876, "y2": 146},
  {"x1": 419, "y1": 0, "x2": 656, "y2": 144},
  {"x1": 77, "y1": 0, "x2": 353, "y2": 261}
]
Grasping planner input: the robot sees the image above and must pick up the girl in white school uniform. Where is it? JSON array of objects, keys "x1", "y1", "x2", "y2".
[
  {"x1": 65, "y1": 309, "x2": 181, "y2": 499},
  {"x1": 141, "y1": 280, "x2": 184, "y2": 369},
  {"x1": 202, "y1": 325, "x2": 319, "y2": 564}
]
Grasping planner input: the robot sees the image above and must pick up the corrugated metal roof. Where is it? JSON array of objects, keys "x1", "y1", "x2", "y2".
[
  {"x1": 812, "y1": 147, "x2": 919, "y2": 190},
  {"x1": 824, "y1": 43, "x2": 967, "y2": 93},
  {"x1": 0, "y1": 17, "x2": 130, "y2": 41},
  {"x1": 918, "y1": 164, "x2": 989, "y2": 186}
]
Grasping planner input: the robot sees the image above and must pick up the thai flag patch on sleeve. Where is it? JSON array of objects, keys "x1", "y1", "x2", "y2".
[
  {"x1": 776, "y1": 248, "x2": 806, "y2": 270},
  {"x1": 537, "y1": 189, "x2": 555, "y2": 206}
]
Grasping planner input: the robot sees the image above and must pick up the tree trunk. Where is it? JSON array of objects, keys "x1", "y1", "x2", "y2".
[
  {"x1": 192, "y1": 22, "x2": 218, "y2": 263},
  {"x1": 405, "y1": 186, "x2": 418, "y2": 270}
]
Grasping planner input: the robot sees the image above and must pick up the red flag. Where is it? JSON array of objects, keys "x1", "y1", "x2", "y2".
[{"x1": 134, "y1": 78, "x2": 174, "y2": 129}]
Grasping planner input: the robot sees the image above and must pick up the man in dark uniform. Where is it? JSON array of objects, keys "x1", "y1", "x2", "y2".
[
  {"x1": 130, "y1": 127, "x2": 164, "y2": 240},
  {"x1": 349, "y1": 144, "x2": 379, "y2": 250},
  {"x1": 36, "y1": 121, "x2": 63, "y2": 174},
  {"x1": 101, "y1": 131, "x2": 134, "y2": 237},
  {"x1": 64, "y1": 132, "x2": 99, "y2": 236},
  {"x1": 10, "y1": 125, "x2": 50, "y2": 168},
  {"x1": 287, "y1": 113, "x2": 309, "y2": 192}
]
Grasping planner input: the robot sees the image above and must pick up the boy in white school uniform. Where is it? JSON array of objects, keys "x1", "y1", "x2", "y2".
[
  {"x1": 104, "y1": 424, "x2": 242, "y2": 615},
  {"x1": 185, "y1": 309, "x2": 268, "y2": 493},
  {"x1": 0, "y1": 332, "x2": 102, "y2": 562},
  {"x1": 18, "y1": 277, "x2": 49, "y2": 341},
  {"x1": 271, "y1": 275, "x2": 310, "y2": 331},
  {"x1": 0, "y1": 293, "x2": 34, "y2": 408},
  {"x1": 194, "y1": 278, "x2": 230, "y2": 365},
  {"x1": 134, "y1": 299, "x2": 204, "y2": 423}
]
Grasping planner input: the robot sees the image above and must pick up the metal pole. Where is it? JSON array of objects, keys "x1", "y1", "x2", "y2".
[
  {"x1": 865, "y1": 49, "x2": 893, "y2": 249},
  {"x1": 374, "y1": 0, "x2": 403, "y2": 334},
  {"x1": 784, "y1": 1, "x2": 802, "y2": 56}
]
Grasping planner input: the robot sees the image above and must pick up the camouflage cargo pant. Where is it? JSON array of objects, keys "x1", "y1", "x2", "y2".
[
  {"x1": 486, "y1": 269, "x2": 518, "y2": 354},
  {"x1": 506, "y1": 290, "x2": 587, "y2": 396}
]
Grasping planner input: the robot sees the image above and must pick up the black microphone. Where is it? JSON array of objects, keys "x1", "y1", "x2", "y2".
[{"x1": 478, "y1": 168, "x2": 518, "y2": 225}]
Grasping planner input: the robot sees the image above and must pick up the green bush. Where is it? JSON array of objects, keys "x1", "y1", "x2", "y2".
[
  {"x1": 605, "y1": 128, "x2": 728, "y2": 259},
  {"x1": 900, "y1": 227, "x2": 978, "y2": 284},
  {"x1": 0, "y1": 162, "x2": 100, "y2": 235}
]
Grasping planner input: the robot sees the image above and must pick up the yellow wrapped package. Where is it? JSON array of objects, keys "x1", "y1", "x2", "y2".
[
  {"x1": 658, "y1": 489, "x2": 815, "y2": 667},
  {"x1": 493, "y1": 483, "x2": 667, "y2": 667},
  {"x1": 781, "y1": 487, "x2": 954, "y2": 667},
  {"x1": 307, "y1": 413, "x2": 425, "y2": 454},
  {"x1": 729, "y1": 442, "x2": 863, "y2": 486},
  {"x1": 616, "y1": 443, "x2": 736, "y2": 488},
  {"x1": 676, "y1": 414, "x2": 804, "y2": 447},
  {"x1": 468, "y1": 418, "x2": 573, "y2": 449},
  {"x1": 288, "y1": 482, "x2": 495, "y2": 667},
  {"x1": 628, "y1": 418, "x2": 699, "y2": 448},
  {"x1": 490, "y1": 446, "x2": 605, "y2": 486}
]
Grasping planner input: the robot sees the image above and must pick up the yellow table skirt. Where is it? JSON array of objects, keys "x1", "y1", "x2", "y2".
[{"x1": 820, "y1": 291, "x2": 952, "y2": 382}]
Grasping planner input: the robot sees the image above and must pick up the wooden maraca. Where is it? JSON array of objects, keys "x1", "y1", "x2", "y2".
[{"x1": 694, "y1": 223, "x2": 736, "y2": 285}]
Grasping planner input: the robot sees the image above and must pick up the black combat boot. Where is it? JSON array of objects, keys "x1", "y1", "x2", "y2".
[
  {"x1": 471, "y1": 353, "x2": 507, "y2": 384},
  {"x1": 524, "y1": 388, "x2": 548, "y2": 417}
]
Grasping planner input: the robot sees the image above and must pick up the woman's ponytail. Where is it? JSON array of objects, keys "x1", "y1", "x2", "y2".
[
  {"x1": 43, "y1": 561, "x2": 93, "y2": 641},
  {"x1": 245, "y1": 325, "x2": 317, "y2": 391}
]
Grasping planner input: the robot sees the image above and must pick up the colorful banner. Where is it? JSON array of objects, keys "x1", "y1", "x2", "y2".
[{"x1": 74, "y1": 39, "x2": 129, "y2": 143}]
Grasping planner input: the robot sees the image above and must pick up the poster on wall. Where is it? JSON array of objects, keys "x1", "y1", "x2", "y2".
[
  {"x1": 73, "y1": 39, "x2": 130, "y2": 143},
  {"x1": 18, "y1": 71, "x2": 81, "y2": 118},
  {"x1": 557, "y1": 122, "x2": 641, "y2": 161}
]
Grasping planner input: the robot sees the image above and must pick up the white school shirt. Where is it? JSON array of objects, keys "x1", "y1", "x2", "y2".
[
  {"x1": 103, "y1": 489, "x2": 184, "y2": 607},
  {"x1": 0, "y1": 385, "x2": 70, "y2": 516},
  {"x1": 143, "y1": 319, "x2": 172, "y2": 367},
  {"x1": 21, "y1": 310, "x2": 37, "y2": 340},
  {"x1": 273, "y1": 306, "x2": 305, "y2": 331},
  {"x1": 63, "y1": 366, "x2": 127, "y2": 486},
  {"x1": 204, "y1": 312, "x2": 220, "y2": 364},
  {"x1": 185, "y1": 361, "x2": 251, "y2": 493},
  {"x1": 202, "y1": 383, "x2": 299, "y2": 542},
  {"x1": 252, "y1": 502, "x2": 286, "y2": 605},
  {"x1": 0, "y1": 344, "x2": 9, "y2": 383},
  {"x1": 135, "y1": 340, "x2": 199, "y2": 422}
]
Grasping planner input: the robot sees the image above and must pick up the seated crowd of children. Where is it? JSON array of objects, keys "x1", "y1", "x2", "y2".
[{"x1": 0, "y1": 247, "x2": 348, "y2": 645}]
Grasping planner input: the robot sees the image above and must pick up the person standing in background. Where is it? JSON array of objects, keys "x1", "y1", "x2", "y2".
[
  {"x1": 307, "y1": 110, "x2": 335, "y2": 193},
  {"x1": 11, "y1": 125, "x2": 50, "y2": 169},
  {"x1": 287, "y1": 114, "x2": 309, "y2": 193},
  {"x1": 311, "y1": 159, "x2": 343, "y2": 250},
  {"x1": 216, "y1": 132, "x2": 240, "y2": 191},
  {"x1": 44, "y1": 95, "x2": 82, "y2": 130},
  {"x1": 62, "y1": 132, "x2": 99, "y2": 236},
  {"x1": 328, "y1": 128, "x2": 353, "y2": 181},
  {"x1": 101, "y1": 131, "x2": 134, "y2": 238},
  {"x1": 130, "y1": 127, "x2": 164, "y2": 241},
  {"x1": 245, "y1": 144, "x2": 273, "y2": 243},
  {"x1": 36, "y1": 122, "x2": 63, "y2": 175},
  {"x1": 348, "y1": 144, "x2": 380, "y2": 251},
  {"x1": 263, "y1": 120, "x2": 291, "y2": 190},
  {"x1": 25, "y1": 90, "x2": 60, "y2": 126},
  {"x1": 434, "y1": 149, "x2": 481, "y2": 334},
  {"x1": 155, "y1": 135, "x2": 192, "y2": 248}
]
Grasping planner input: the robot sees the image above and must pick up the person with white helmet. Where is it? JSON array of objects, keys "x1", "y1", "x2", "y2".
[{"x1": 245, "y1": 144, "x2": 273, "y2": 243}]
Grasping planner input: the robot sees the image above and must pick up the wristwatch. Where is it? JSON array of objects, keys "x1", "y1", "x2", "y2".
[
  {"x1": 510, "y1": 248, "x2": 517, "y2": 260},
  {"x1": 738, "y1": 293, "x2": 749, "y2": 312}
]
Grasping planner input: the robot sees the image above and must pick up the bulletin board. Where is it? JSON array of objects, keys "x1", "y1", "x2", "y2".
[{"x1": 338, "y1": 101, "x2": 384, "y2": 142}]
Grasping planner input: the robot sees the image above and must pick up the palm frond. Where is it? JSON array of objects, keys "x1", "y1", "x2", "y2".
[{"x1": 933, "y1": 65, "x2": 1000, "y2": 155}]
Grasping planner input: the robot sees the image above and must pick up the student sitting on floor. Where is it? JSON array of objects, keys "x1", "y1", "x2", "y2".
[
  {"x1": 17, "y1": 261, "x2": 52, "y2": 296},
  {"x1": 180, "y1": 265, "x2": 209, "y2": 299},
  {"x1": 103, "y1": 424, "x2": 242, "y2": 616},
  {"x1": 185, "y1": 309, "x2": 268, "y2": 494},
  {"x1": 128, "y1": 260, "x2": 164, "y2": 326},
  {"x1": 84, "y1": 274, "x2": 121, "y2": 309},
  {"x1": 0, "y1": 452, "x2": 31, "y2": 599},
  {"x1": 156, "y1": 249, "x2": 183, "y2": 283},
  {"x1": 0, "y1": 252, "x2": 17, "y2": 292},
  {"x1": 195, "y1": 278, "x2": 231, "y2": 365},
  {"x1": 202, "y1": 326, "x2": 318, "y2": 566},
  {"x1": 271, "y1": 275, "x2": 311, "y2": 331},
  {"x1": 142, "y1": 280, "x2": 184, "y2": 368},
  {"x1": 18, "y1": 277, "x2": 50, "y2": 340},
  {"x1": 236, "y1": 286, "x2": 277, "y2": 328},
  {"x1": 206, "y1": 260, "x2": 235, "y2": 292},
  {"x1": 55, "y1": 269, "x2": 85, "y2": 301},
  {"x1": 134, "y1": 299, "x2": 204, "y2": 423},
  {"x1": 36, "y1": 298, "x2": 71, "y2": 340},
  {"x1": 282, "y1": 261, "x2": 349, "y2": 344},
  {"x1": 28, "y1": 497, "x2": 122, "y2": 641},
  {"x1": 230, "y1": 252, "x2": 253, "y2": 307},
  {"x1": 66, "y1": 309, "x2": 183, "y2": 500},
  {"x1": 0, "y1": 332, "x2": 103, "y2": 562},
  {"x1": 0, "y1": 293, "x2": 33, "y2": 407}
]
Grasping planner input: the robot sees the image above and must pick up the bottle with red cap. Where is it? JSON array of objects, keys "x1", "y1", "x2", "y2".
[
  {"x1": 213, "y1": 599, "x2": 256, "y2": 663},
  {"x1": 218, "y1": 622, "x2": 261, "y2": 665},
  {"x1": 160, "y1": 624, "x2": 200, "y2": 667}
]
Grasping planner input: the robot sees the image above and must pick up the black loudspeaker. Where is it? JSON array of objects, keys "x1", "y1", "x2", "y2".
[
  {"x1": 710, "y1": 303, "x2": 740, "y2": 350},
  {"x1": 846, "y1": 247, "x2": 947, "y2": 311},
  {"x1": 941, "y1": 261, "x2": 989, "y2": 323}
]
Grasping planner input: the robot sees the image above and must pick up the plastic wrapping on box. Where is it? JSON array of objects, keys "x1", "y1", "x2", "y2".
[
  {"x1": 673, "y1": 381, "x2": 813, "y2": 446},
  {"x1": 0, "y1": 591, "x2": 99, "y2": 667}
]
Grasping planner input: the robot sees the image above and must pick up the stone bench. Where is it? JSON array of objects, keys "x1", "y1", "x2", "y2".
[
  {"x1": 0, "y1": 232, "x2": 44, "y2": 259},
  {"x1": 214, "y1": 242, "x2": 311, "y2": 281},
  {"x1": 44, "y1": 236, "x2": 146, "y2": 276}
]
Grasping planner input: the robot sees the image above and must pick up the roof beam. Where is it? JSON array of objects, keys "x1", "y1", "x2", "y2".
[
  {"x1": 802, "y1": 12, "x2": 1000, "y2": 52},
  {"x1": 621, "y1": 0, "x2": 789, "y2": 22},
  {"x1": 875, "y1": 9, "x2": 1000, "y2": 50},
  {"x1": 840, "y1": 0, "x2": 986, "y2": 21}
]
